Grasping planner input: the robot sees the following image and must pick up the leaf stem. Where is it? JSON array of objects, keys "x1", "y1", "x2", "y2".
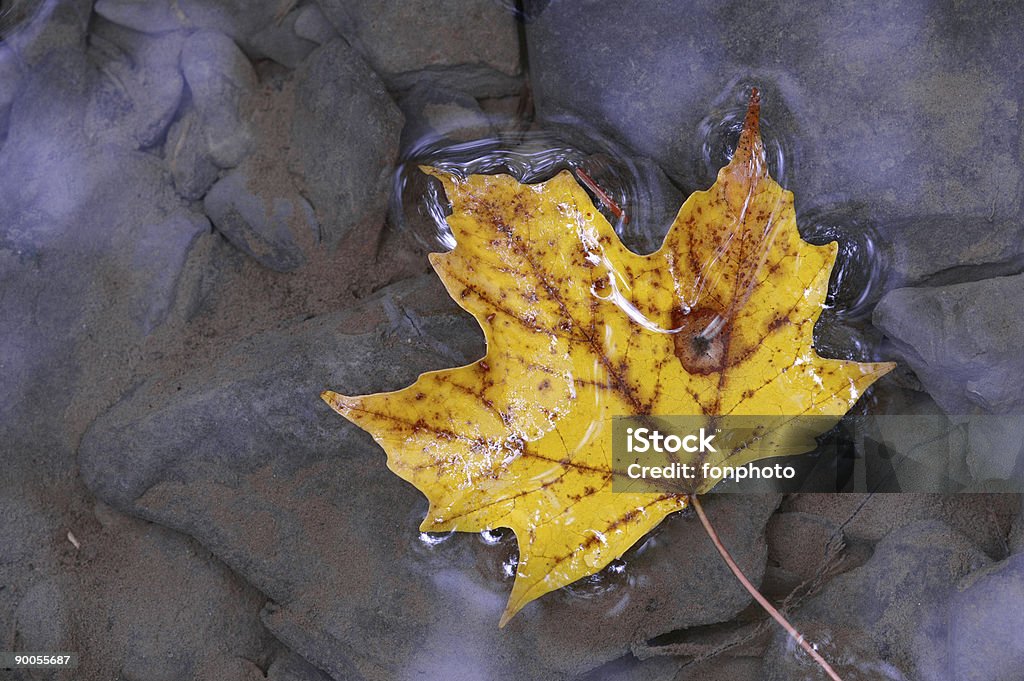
[{"x1": 688, "y1": 494, "x2": 844, "y2": 681}]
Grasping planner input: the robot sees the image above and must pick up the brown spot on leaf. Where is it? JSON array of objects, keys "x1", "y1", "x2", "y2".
[{"x1": 672, "y1": 307, "x2": 728, "y2": 375}]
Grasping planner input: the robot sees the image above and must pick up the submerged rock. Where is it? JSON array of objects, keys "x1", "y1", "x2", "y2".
[
  {"x1": 314, "y1": 0, "x2": 522, "y2": 96},
  {"x1": 80, "y1": 274, "x2": 779, "y2": 680},
  {"x1": 397, "y1": 82, "x2": 493, "y2": 149},
  {"x1": 950, "y1": 551, "x2": 1024, "y2": 681},
  {"x1": 85, "y1": 22, "x2": 185, "y2": 149},
  {"x1": 761, "y1": 520, "x2": 991, "y2": 681},
  {"x1": 874, "y1": 274, "x2": 1024, "y2": 416},
  {"x1": 180, "y1": 29, "x2": 257, "y2": 169},
  {"x1": 201, "y1": 39, "x2": 402, "y2": 270},
  {"x1": 94, "y1": 0, "x2": 279, "y2": 54}
]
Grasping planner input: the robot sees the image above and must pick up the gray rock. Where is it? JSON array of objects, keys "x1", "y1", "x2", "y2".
[
  {"x1": 293, "y1": 4, "x2": 337, "y2": 45},
  {"x1": 4, "y1": 0, "x2": 90, "y2": 66},
  {"x1": 180, "y1": 30, "x2": 256, "y2": 169},
  {"x1": 965, "y1": 416, "x2": 1024, "y2": 484},
  {"x1": 129, "y1": 211, "x2": 212, "y2": 334},
  {"x1": 85, "y1": 22, "x2": 185, "y2": 149},
  {"x1": 202, "y1": 39, "x2": 401, "y2": 268},
  {"x1": 315, "y1": 0, "x2": 521, "y2": 95},
  {"x1": 165, "y1": 107, "x2": 222, "y2": 199},
  {"x1": 204, "y1": 165, "x2": 319, "y2": 272},
  {"x1": 0, "y1": 44, "x2": 226, "y2": 489},
  {"x1": 247, "y1": 7, "x2": 318, "y2": 69},
  {"x1": 873, "y1": 274, "x2": 1024, "y2": 415},
  {"x1": 526, "y1": 1, "x2": 1024, "y2": 228},
  {"x1": 397, "y1": 83, "x2": 493, "y2": 149},
  {"x1": 1011, "y1": 511, "x2": 1024, "y2": 555},
  {"x1": 883, "y1": 217, "x2": 1024, "y2": 290},
  {"x1": 84, "y1": 507, "x2": 272, "y2": 681},
  {"x1": 0, "y1": 44, "x2": 21, "y2": 142},
  {"x1": 267, "y1": 651, "x2": 335, "y2": 681},
  {"x1": 79, "y1": 274, "x2": 780, "y2": 680},
  {"x1": 11, "y1": 578, "x2": 69, "y2": 653},
  {"x1": 950, "y1": 552, "x2": 1024, "y2": 681},
  {"x1": 782, "y1": 494, "x2": 1019, "y2": 561},
  {"x1": 94, "y1": 0, "x2": 279, "y2": 53},
  {"x1": 289, "y1": 39, "x2": 403, "y2": 249},
  {"x1": 762, "y1": 520, "x2": 991, "y2": 681}
]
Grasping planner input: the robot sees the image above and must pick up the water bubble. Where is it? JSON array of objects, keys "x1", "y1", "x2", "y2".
[
  {"x1": 391, "y1": 116, "x2": 675, "y2": 255},
  {"x1": 562, "y1": 558, "x2": 628, "y2": 599},
  {"x1": 501, "y1": 555, "x2": 518, "y2": 580},
  {"x1": 696, "y1": 77, "x2": 795, "y2": 188},
  {"x1": 418, "y1": 529, "x2": 457, "y2": 547},
  {"x1": 478, "y1": 527, "x2": 511, "y2": 546}
]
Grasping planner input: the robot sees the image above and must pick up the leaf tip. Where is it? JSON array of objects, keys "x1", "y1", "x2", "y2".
[
  {"x1": 731, "y1": 86, "x2": 767, "y2": 173},
  {"x1": 321, "y1": 390, "x2": 354, "y2": 414}
]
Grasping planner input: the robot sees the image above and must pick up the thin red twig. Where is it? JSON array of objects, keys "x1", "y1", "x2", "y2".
[
  {"x1": 574, "y1": 168, "x2": 629, "y2": 223},
  {"x1": 689, "y1": 494, "x2": 845, "y2": 681}
]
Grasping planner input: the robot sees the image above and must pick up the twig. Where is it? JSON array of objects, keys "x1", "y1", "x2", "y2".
[{"x1": 689, "y1": 494, "x2": 844, "y2": 681}]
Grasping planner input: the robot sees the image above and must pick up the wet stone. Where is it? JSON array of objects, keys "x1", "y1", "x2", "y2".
[
  {"x1": 761, "y1": 520, "x2": 992, "y2": 681},
  {"x1": 180, "y1": 29, "x2": 256, "y2": 170},
  {"x1": 85, "y1": 21, "x2": 185, "y2": 149},
  {"x1": 246, "y1": 6, "x2": 318, "y2": 69},
  {"x1": 873, "y1": 273, "x2": 1024, "y2": 415},
  {"x1": 198, "y1": 38, "x2": 402, "y2": 270},
  {"x1": 94, "y1": 0, "x2": 279, "y2": 54},
  {"x1": 314, "y1": 0, "x2": 522, "y2": 96},
  {"x1": 950, "y1": 551, "x2": 1024, "y2": 681}
]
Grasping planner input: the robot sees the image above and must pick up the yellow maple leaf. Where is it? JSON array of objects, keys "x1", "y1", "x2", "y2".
[{"x1": 323, "y1": 91, "x2": 893, "y2": 626}]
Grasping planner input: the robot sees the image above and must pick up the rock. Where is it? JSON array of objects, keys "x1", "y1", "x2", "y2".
[
  {"x1": 852, "y1": 392, "x2": 971, "y2": 493},
  {"x1": 180, "y1": 30, "x2": 256, "y2": 169},
  {"x1": 247, "y1": 7, "x2": 318, "y2": 69},
  {"x1": 526, "y1": 1, "x2": 1024, "y2": 228},
  {"x1": 79, "y1": 274, "x2": 781, "y2": 680},
  {"x1": 11, "y1": 578, "x2": 69, "y2": 654},
  {"x1": 204, "y1": 166, "x2": 319, "y2": 272},
  {"x1": 1011, "y1": 510, "x2": 1024, "y2": 555},
  {"x1": 85, "y1": 22, "x2": 185, "y2": 149},
  {"x1": 397, "y1": 83, "x2": 493, "y2": 149},
  {"x1": 267, "y1": 651, "x2": 335, "y2": 681},
  {"x1": 4, "y1": 0, "x2": 90, "y2": 66},
  {"x1": 873, "y1": 274, "x2": 1024, "y2": 415},
  {"x1": 165, "y1": 108, "x2": 222, "y2": 199},
  {"x1": 290, "y1": 39, "x2": 403, "y2": 249},
  {"x1": 94, "y1": 0, "x2": 279, "y2": 53},
  {"x1": 883, "y1": 216, "x2": 1024, "y2": 290},
  {"x1": 78, "y1": 508, "x2": 272, "y2": 681},
  {"x1": 765, "y1": 511, "x2": 842, "y2": 596},
  {"x1": 580, "y1": 655, "x2": 763, "y2": 681},
  {"x1": 950, "y1": 552, "x2": 1024, "y2": 681},
  {"x1": 0, "y1": 44, "x2": 21, "y2": 143},
  {"x1": 0, "y1": 43, "x2": 226, "y2": 487},
  {"x1": 965, "y1": 415, "x2": 1024, "y2": 484},
  {"x1": 762, "y1": 520, "x2": 991, "y2": 681},
  {"x1": 782, "y1": 494, "x2": 1019, "y2": 561},
  {"x1": 314, "y1": 0, "x2": 522, "y2": 95},
  {"x1": 203, "y1": 39, "x2": 402, "y2": 269},
  {"x1": 129, "y1": 211, "x2": 213, "y2": 334},
  {"x1": 293, "y1": 4, "x2": 337, "y2": 45}
]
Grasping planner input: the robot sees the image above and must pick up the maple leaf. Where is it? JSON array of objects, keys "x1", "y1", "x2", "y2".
[{"x1": 323, "y1": 91, "x2": 893, "y2": 626}]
